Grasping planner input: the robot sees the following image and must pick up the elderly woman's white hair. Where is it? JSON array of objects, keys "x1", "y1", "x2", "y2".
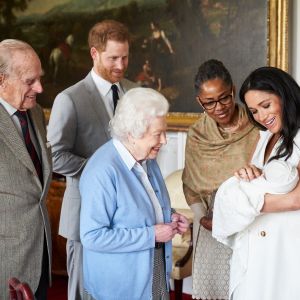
[{"x1": 110, "y1": 87, "x2": 169, "y2": 141}]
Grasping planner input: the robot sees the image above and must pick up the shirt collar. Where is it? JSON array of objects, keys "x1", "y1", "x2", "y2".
[
  {"x1": 113, "y1": 138, "x2": 147, "y2": 172},
  {"x1": 91, "y1": 69, "x2": 123, "y2": 97},
  {"x1": 0, "y1": 98, "x2": 18, "y2": 116}
]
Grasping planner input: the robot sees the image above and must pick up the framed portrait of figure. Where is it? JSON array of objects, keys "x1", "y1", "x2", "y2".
[{"x1": 2, "y1": 0, "x2": 289, "y2": 129}]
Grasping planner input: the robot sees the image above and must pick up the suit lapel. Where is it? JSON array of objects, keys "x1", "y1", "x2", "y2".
[
  {"x1": 0, "y1": 105, "x2": 36, "y2": 175},
  {"x1": 82, "y1": 73, "x2": 136, "y2": 139},
  {"x1": 83, "y1": 73, "x2": 110, "y2": 139},
  {"x1": 28, "y1": 107, "x2": 51, "y2": 189},
  {"x1": 119, "y1": 78, "x2": 137, "y2": 93}
]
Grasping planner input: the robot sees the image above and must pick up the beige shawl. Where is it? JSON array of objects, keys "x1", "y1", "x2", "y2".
[{"x1": 182, "y1": 104, "x2": 259, "y2": 209}]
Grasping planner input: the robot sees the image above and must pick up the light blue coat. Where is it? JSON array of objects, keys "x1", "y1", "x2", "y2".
[{"x1": 79, "y1": 140, "x2": 172, "y2": 300}]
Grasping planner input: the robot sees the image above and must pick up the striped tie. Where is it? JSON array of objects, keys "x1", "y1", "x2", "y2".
[{"x1": 15, "y1": 110, "x2": 43, "y2": 185}]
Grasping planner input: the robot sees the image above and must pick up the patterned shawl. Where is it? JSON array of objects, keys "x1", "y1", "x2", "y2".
[{"x1": 182, "y1": 104, "x2": 259, "y2": 209}]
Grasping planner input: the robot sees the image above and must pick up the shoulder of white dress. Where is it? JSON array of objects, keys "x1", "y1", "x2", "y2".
[
  {"x1": 293, "y1": 130, "x2": 300, "y2": 144},
  {"x1": 259, "y1": 129, "x2": 271, "y2": 139}
]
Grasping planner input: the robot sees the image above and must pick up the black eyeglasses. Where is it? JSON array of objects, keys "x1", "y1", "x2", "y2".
[{"x1": 198, "y1": 91, "x2": 233, "y2": 110}]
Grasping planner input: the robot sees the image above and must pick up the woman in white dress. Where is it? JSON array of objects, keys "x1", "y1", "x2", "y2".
[{"x1": 214, "y1": 66, "x2": 300, "y2": 300}]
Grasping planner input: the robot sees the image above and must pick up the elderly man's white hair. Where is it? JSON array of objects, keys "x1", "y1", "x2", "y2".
[
  {"x1": 110, "y1": 87, "x2": 169, "y2": 141},
  {"x1": 0, "y1": 39, "x2": 36, "y2": 76}
]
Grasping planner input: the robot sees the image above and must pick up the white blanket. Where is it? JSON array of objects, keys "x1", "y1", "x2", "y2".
[{"x1": 212, "y1": 160, "x2": 299, "y2": 247}]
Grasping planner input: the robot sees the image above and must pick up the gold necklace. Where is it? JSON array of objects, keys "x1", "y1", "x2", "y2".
[
  {"x1": 220, "y1": 120, "x2": 241, "y2": 132},
  {"x1": 219, "y1": 106, "x2": 241, "y2": 132}
]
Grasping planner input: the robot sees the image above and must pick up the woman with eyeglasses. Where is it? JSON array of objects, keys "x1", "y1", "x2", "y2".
[{"x1": 182, "y1": 59, "x2": 259, "y2": 300}]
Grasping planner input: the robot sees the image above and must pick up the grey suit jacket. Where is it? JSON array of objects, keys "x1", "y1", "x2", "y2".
[
  {"x1": 47, "y1": 72, "x2": 138, "y2": 241},
  {"x1": 0, "y1": 104, "x2": 52, "y2": 299}
]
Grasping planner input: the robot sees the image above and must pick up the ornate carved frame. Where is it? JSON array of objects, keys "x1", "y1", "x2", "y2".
[{"x1": 166, "y1": 0, "x2": 289, "y2": 131}]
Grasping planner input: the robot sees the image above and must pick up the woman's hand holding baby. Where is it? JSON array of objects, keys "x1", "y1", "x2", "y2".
[{"x1": 234, "y1": 164, "x2": 262, "y2": 182}]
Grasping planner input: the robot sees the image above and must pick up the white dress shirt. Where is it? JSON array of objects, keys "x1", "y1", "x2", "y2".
[{"x1": 91, "y1": 69, "x2": 124, "y2": 118}]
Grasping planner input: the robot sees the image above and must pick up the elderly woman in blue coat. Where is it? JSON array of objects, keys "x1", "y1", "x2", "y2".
[{"x1": 79, "y1": 87, "x2": 189, "y2": 300}]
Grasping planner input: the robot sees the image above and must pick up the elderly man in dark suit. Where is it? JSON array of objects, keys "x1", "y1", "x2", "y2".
[
  {"x1": 0, "y1": 39, "x2": 52, "y2": 300},
  {"x1": 47, "y1": 20, "x2": 138, "y2": 300}
]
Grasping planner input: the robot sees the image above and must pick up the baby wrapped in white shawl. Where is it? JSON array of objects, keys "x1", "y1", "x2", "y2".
[{"x1": 212, "y1": 160, "x2": 299, "y2": 247}]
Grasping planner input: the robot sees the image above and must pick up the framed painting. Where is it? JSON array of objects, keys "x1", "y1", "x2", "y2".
[{"x1": 1, "y1": 0, "x2": 289, "y2": 130}]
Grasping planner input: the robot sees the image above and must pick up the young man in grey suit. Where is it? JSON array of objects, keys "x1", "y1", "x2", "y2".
[
  {"x1": 0, "y1": 39, "x2": 52, "y2": 300},
  {"x1": 47, "y1": 20, "x2": 138, "y2": 300}
]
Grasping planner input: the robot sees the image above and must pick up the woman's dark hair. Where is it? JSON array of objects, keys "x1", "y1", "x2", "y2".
[
  {"x1": 194, "y1": 59, "x2": 233, "y2": 92},
  {"x1": 239, "y1": 66, "x2": 300, "y2": 161}
]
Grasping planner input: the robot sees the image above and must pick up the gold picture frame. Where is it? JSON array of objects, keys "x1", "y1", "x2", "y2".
[{"x1": 167, "y1": 0, "x2": 289, "y2": 131}]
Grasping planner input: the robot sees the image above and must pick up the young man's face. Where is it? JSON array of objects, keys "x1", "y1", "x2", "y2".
[{"x1": 91, "y1": 40, "x2": 129, "y2": 83}]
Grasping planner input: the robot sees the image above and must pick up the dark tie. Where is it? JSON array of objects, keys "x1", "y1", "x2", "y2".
[
  {"x1": 111, "y1": 84, "x2": 119, "y2": 114},
  {"x1": 15, "y1": 110, "x2": 43, "y2": 185}
]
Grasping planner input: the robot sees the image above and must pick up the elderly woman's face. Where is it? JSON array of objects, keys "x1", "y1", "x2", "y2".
[{"x1": 132, "y1": 116, "x2": 167, "y2": 161}]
